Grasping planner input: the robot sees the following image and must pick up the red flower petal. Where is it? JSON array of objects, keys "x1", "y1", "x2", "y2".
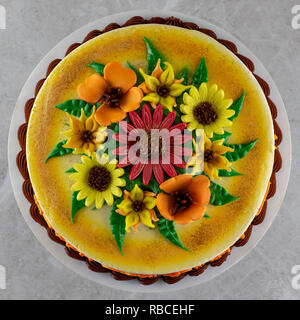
[
  {"x1": 153, "y1": 164, "x2": 164, "y2": 184},
  {"x1": 112, "y1": 133, "x2": 128, "y2": 143},
  {"x1": 152, "y1": 104, "x2": 163, "y2": 128},
  {"x1": 170, "y1": 153, "x2": 187, "y2": 168},
  {"x1": 169, "y1": 122, "x2": 187, "y2": 133},
  {"x1": 143, "y1": 163, "x2": 153, "y2": 185},
  {"x1": 129, "y1": 162, "x2": 145, "y2": 180},
  {"x1": 118, "y1": 156, "x2": 131, "y2": 167},
  {"x1": 161, "y1": 163, "x2": 177, "y2": 178},
  {"x1": 142, "y1": 104, "x2": 152, "y2": 130},
  {"x1": 119, "y1": 121, "x2": 135, "y2": 134},
  {"x1": 129, "y1": 111, "x2": 145, "y2": 129},
  {"x1": 159, "y1": 111, "x2": 176, "y2": 129},
  {"x1": 112, "y1": 145, "x2": 129, "y2": 156}
]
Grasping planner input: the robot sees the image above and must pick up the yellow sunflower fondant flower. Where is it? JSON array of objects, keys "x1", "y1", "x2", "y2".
[
  {"x1": 116, "y1": 184, "x2": 158, "y2": 232},
  {"x1": 70, "y1": 153, "x2": 125, "y2": 209},
  {"x1": 62, "y1": 106, "x2": 107, "y2": 156},
  {"x1": 204, "y1": 135, "x2": 233, "y2": 180},
  {"x1": 180, "y1": 83, "x2": 235, "y2": 137},
  {"x1": 139, "y1": 59, "x2": 189, "y2": 111}
]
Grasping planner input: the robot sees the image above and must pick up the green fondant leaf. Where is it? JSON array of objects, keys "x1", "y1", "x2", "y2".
[
  {"x1": 177, "y1": 67, "x2": 189, "y2": 85},
  {"x1": 210, "y1": 131, "x2": 232, "y2": 144},
  {"x1": 126, "y1": 61, "x2": 144, "y2": 85},
  {"x1": 143, "y1": 37, "x2": 165, "y2": 74},
  {"x1": 191, "y1": 57, "x2": 208, "y2": 87},
  {"x1": 65, "y1": 168, "x2": 77, "y2": 173},
  {"x1": 87, "y1": 61, "x2": 105, "y2": 75},
  {"x1": 218, "y1": 168, "x2": 243, "y2": 177},
  {"x1": 110, "y1": 199, "x2": 126, "y2": 254},
  {"x1": 55, "y1": 99, "x2": 94, "y2": 117},
  {"x1": 209, "y1": 181, "x2": 239, "y2": 206},
  {"x1": 71, "y1": 191, "x2": 86, "y2": 223},
  {"x1": 157, "y1": 217, "x2": 190, "y2": 251},
  {"x1": 228, "y1": 90, "x2": 245, "y2": 121},
  {"x1": 224, "y1": 139, "x2": 258, "y2": 162},
  {"x1": 45, "y1": 140, "x2": 73, "y2": 163}
]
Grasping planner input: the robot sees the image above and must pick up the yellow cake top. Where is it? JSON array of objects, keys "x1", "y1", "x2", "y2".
[{"x1": 26, "y1": 24, "x2": 274, "y2": 274}]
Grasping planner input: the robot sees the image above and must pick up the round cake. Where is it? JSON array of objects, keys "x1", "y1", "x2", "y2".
[{"x1": 19, "y1": 16, "x2": 281, "y2": 284}]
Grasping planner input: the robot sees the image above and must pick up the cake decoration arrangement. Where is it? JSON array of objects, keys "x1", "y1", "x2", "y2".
[
  {"x1": 44, "y1": 37, "x2": 257, "y2": 254},
  {"x1": 18, "y1": 17, "x2": 281, "y2": 284}
]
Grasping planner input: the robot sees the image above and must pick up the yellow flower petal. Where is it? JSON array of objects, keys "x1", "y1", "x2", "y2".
[
  {"x1": 198, "y1": 82, "x2": 208, "y2": 101},
  {"x1": 143, "y1": 196, "x2": 156, "y2": 210},
  {"x1": 159, "y1": 62, "x2": 175, "y2": 86},
  {"x1": 160, "y1": 95, "x2": 175, "y2": 112},
  {"x1": 130, "y1": 184, "x2": 144, "y2": 201},
  {"x1": 125, "y1": 212, "x2": 139, "y2": 232},
  {"x1": 142, "y1": 92, "x2": 160, "y2": 104},
  {"x1": 169, "y1": 83, "x2": 189, "y2": 97},
  {"x1": 103, "y1": 190, "x2": 114, "y2": 206},
  {"x1": 139, "y1": 210, "x2": 155, "y2": 229},
  {"x1": 117, "y1": 199, "x2": 133, "y2": 214},
  {"x1": 139, "y1": 68, "x2": 160, "y2": 91}
]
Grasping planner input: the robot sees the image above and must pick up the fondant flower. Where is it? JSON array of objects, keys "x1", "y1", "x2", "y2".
[
  {"x1": 186, "y1": 130, "x2": 205, "y2": 175},
  {"x1": 139, "y1": 59, "x2": 189, "y2": 112},
  {"x1": 62, "y1": 107, "x2": 107, "y2": 156},
  {"x1": 70, "y1": 153, "x2": 125, "y2": 209},
  {"x1": 116, "y1": 184, "x2": 158, "y2": 232},
  {"x1": 180, "y1": 83, "x2": 235, "y2": 137},
  {"x1": 77, "y1": 62, "x2": 143, "y2": 126},
  {"x1": 112, "y1": 104, "x2": 192, "y2": 185},
  {"x1": 204, "y1": 135, "x2": 233, "y2": 180},
  {"x1": 157, "y1": 174, "x2": 210, "y2": 224}
]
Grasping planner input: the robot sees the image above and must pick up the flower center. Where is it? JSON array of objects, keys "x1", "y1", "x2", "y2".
[
  {"x1": 88, "y1": 166, "x2": 111, "y2": 191},
  {"x1": 204, "y1": 150, "x2": 214, "y2": 162},
  {"x1": 132, "y1": 200, "x2": 144, "y2": 213},
  {"x1": 172, "y1": 191, "x2": 193, "y2": 215},
  {"x1": 81, "y1": 130, "x2": 94, "y2": 143},
  {"x1": 193, "y1": 102, "x2": 218, "y2": 125},
  {"x1": 157, "y1": 85, "x2": 170, "y2": 97},
  {"x1": 100, "y1": 87, "x2": 122, "y2": 108},
  {"x1": 137, "y1": 132, "x2": 164, "y2": 159}
]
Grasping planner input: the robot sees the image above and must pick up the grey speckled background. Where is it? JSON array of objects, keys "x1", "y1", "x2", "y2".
[{"x1": 0, "y1": 0, "x2": 299, "y2": 300}]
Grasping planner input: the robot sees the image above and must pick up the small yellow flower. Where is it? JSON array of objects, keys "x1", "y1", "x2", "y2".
[
  {"x1": 62, "y1": 106, "x2": 107, "y2": 156},
  {"x1": 116, "y1": 184, "x2": 158, "y2": 232},
  {"x1": 70, "y1": 153, "x2": 125, "y2": 209},
  {"x1": 180, "y1": 83, "x2": 235, "y2": 137},
  {"x1": 139, "y1": 59, "x2": 189, "y2": 112},
  {"x1": 204, "y1": 135, "x2": 233, "y2": 180}
]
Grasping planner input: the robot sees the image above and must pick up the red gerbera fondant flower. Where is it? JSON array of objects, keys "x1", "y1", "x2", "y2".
[{"x1": 112, "y1": 104, "x2": 192, "y2": 185}]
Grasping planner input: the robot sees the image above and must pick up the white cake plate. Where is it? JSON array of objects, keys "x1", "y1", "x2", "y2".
[{"x1": 8, "y1": 10, "x2": 291, "y2": 293}]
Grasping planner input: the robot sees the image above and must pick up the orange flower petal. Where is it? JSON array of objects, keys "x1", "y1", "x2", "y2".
[
  {"x1": 150, "y1": 209, "x2": 159, "y2": 222},
  {"x1": 104, "y1": 62, "x2": 137, "y2": 94},
  {"x1": 94, "y1": 104, "x2": 127, "y2": 126},
  {"x1": 138, "y1": 82, "x2": 152, "y2": 94},
  {"x1": 120, "y1": 87, "x2": 143, "y2": 112},
  {"x1": 188, "y1": 175, "x2": 211, "y2": 205},
  {"x1": 157, "y1": 193, "x2": 174, "y2": 221},
  {"x1": 174, "y1": 204, "x2": 206, "y2": 225},
  {"x1": 151, "y1": 58, "x2": 163, "y2": 78},
  {"x1": 77, "y1": 73, "x2": 108, "y2": 104},
  {"x1": 159, "y1": 174, "x2": 193, "y2": 194}
]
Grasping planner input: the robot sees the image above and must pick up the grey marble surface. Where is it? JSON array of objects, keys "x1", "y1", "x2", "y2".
[{"x1": 0, "y1": 0, "x2": 299, "y2": 300}]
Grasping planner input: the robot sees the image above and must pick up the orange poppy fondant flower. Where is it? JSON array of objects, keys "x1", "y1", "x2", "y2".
[
  {"x1": 77, "y1": 62, "x2": 143, "y2": 126},
  {"x1": 157, "y1": 174, "x2": 210, "y2": 224}
]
